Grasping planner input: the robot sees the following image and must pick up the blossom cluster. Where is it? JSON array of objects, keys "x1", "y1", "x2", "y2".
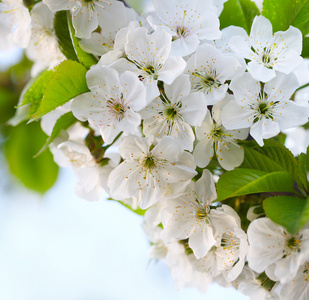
[{"x1": 2, "y1": 0, "x2": 309, "y2": 299}]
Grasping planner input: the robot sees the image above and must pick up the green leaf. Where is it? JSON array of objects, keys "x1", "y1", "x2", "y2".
[
  {"x1": 30, "y1": 60, "x2": 89, "y2": 121},
  {"x1": 4, "y1": 122, "x2": 59, "y2": 194},
  {"x1": 54, "y1": 11, "x2": 78, "y2": 61},
  {"x1": 262, "y1": 0, "x2": 309, "y2": 34},
  {"x1": 296, "y1": 152, "x2": 309, "y2": 191},
  {"x1": 36, "y1": 112, "x2": 77, "y2": 156},
  {"x1": 67, "y1": 13, "x2": 98, "y2": 69},
  {"x1": 220, "y1": 0, "x2": 260, "y2": 33},
  {"x1": 305, "y1": 145, "x2": 309, "y2": 171},
  {"x1": 20, "y1": 69, "x2": 54, "y2": 116},
  {"x1": 216, "y1": 169, "x2": 296, "y2": 201},
  {"x1": 240, "y1": 140, "x2": 307, "y2": 190},
  {"x1": 264, "y1": 196, "x2": 309, "y2": 233}
]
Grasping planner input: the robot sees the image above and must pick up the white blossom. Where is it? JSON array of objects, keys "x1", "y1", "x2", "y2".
[
  {"x1": 247, "y1": 218, "x2": 309, "y2": 284},
  {"x1": 233, "y1": 266, "x2": 280, "y2": 300},
  {"x1": 221, "y1": 72, "x2": 309, "y2": 146},
  {"x1": 110, "y1": 27, "x2": 186, "y2": 103},
  {"x1": 147, "y1": 0, "x2": 221, "y2": 56},
  {"x1": 0, "y1": 0, "x2": 31, "y2": 48},
  {"x1": 230, "y1": 15, "x2": 303, "y2": 82},
  {"x1": 193, "y1": 96, "x2": 249, "y2": 170},
  {"x1": 26, "y1": 2, "x2": 66, "y2": 77},
  {"x1": 162, "y1": 169, "x2": 245, "y2": 262},
  {"x1": 107, "y1": 135, "x2": 196, "y2": 209},
  {"x1": 43, "y1": 0, "x2": 111, "y2": 39},
  {"x1": 50, "y1": 124, "x2": 106, "y2": 201},
  {"x1": 185, "y1": 43, "x2": 242, "y2": 105},
  {"x1": 140, "y1": 74, "x2": 206, "y2": 151},
  {"x1": 79, "y1": 1, "x2": 137, "y2": 56},
  {"x1": 71, "y1": 66, "x2": 146, "y2": 144}
]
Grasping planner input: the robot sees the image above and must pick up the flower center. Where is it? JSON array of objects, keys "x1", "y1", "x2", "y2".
[
  {"x1": 107, "y1": 97, "x2": 127, "y2": 121},
  {"x1": 194, "y1": 203, "x2": 210, "y2": 220},
  {"x1": 164, "y1": 106, "x2": 178, "y2": 120},
  {"x1": 144, "y1": 156, "x2": 156, "y2": 170},
  {"x1": 173, "y1": 10, "x2": 190, "y2": 39},
  {"x1": 287, "y1": 236, "x2": 301, "y2": 251},
  {"x1": 192, "y1": 71, "x2": 220, "y2": 93},
  {"x1": 220, "y1": 232, "x2": 239, "y2": 250},
  {"x1": 251, "y1": 92, "x2": 279, "y2": 122}
]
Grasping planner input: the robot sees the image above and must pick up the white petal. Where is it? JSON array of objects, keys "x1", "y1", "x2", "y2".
[
  {"x1": 152, "y1": 136, "x2": 183, "y2": 163},
  {"x1": 119, "y1": 135, "x2": 152, "y2": 160},
  {"x1": 180, "y1": 92, "x2": 207, "y2": 126},
  {"x1": 250, "y1": 16, "x2": 273, "y2": 45},
  {"x1": 250, "y1": 118, "x2": 280, "y2": 146},
  {"x1": 171, "y1": 34, "x2": 200, "y2": 57},
  {"x1": 72, "y1": 5, "x2": 98, "y2": 39},
  {"x1": 164, "y1": 74, "x2": 191, "y2": 103},
  {"x1": 43, "y1": 0, "x2": 76, "y2": 11},
  {"x1": 195, "y1": 169, "x2": 217, "y2": 204},
  {"x1": 216, "y1": 139, "x2": 244, "y2": 171},
  {"x1": 189, "y1": 224, "x2": 216, "y2": 259},
  {"x1": 221, "y1": 100, "x2": 254, "y2": 130},
  {"x1": 193, "y1": 137, "x2": 214, "y2": 168},
  {"x1": 159, "y1": 56, "x2": 186, "y2": 84},
  {"x1": 71, "y1": 92, "x2": 96, "y2": 122},
  {"x1": 120, "y1": 71, "x2": 146, "y2": 111},
  {"x1": 86, "y1": 65, "x2": 122, "y2": 99},
  {"x1": 247, "y1": 61, "x2": 276, "y2": 82}
]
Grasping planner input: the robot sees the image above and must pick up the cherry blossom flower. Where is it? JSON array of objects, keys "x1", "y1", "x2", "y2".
[
  {"x1": 193, "y1": 220, "x2": 248, "y2": 281},
  {"x1": 71, "y1": 66, "x2": 146, "y2": 144},
  {"x1": 110, "y1": 27, "x2": 186, "y2": 103},
  {"x1": 140, "y1": 74, "x2": 206, "y2": 151},
  {"x1": 50, "y1": 124, "x2": 108, "y2": 201},
  {"x1": 193, "y1": 96, "x2": 249, "y2": 170},
  {"x1": 229, "y1": 15, "x2": 303, "y2": 82},
  {"x1": 43, "y1": 0, "x2": 111, "y2": 39},
  {"x1": 162, "y1": 169, "x2": 244, "y2": 260},
  {"x1": 26, "y1": 2, "x2": 65, "y2": 76},
  {"x1": 233, "y1": 266, "x2": 280, "y2": 300},
  {"x1": 247, "y1": 218, "x2": 309, "y2": 284},
  {"x1": 107, "y1": 135, "x2": 196, "y2": 209},
  {"x1": 221, "y1": 72, "x2": 309, "y2": 146},
  {"x1": 79, "y1": 1, "x2": 137, "y2": 56},
  {"x1": 0, "y1": 0, "x2": 31, "y2": 48},
  {"x1": 185, "y1": 43, "x2": 242, "y2": 105},
  {"x1": 147, "y1": 0, "x2": 221, "y2": 56}
]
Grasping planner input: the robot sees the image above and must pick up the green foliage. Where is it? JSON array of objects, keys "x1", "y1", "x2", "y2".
[
  {"x1": 240, "y1": 140, "x2": 308, "y2": 193},
  {"x1": 54, "y1": 11, "x2": 79, "y2": 61},
  {"x1": 4, "y1": 122, "x2": 59, "y2": 194},
  {"x1": 67, "y1": 13, "x2": 98, "y2": 69},
  {"x1": 0, "y1": 88, "x2": 18, "y2": 126},
  {"x1": 20, "y1": 69, "x2": 54, "y2": 117},
  {"x1": 264, "y1": 196, "x2": 309, "y2": 234},
  {"x1": 216, "y1": 169, "x2": 296, "y2": 201},
  {"x1": 219, "y1": 0, "x2": 260, "y2": 33},
  {"x1": 30, "y1": 60, "x2": 89, "y2": 121},
  {"x1": 36, "y1": 112, "x2": 77, "y2": 156},
  {"x1": 262, "y1": 0, "x2": 309, "y2": 34}
]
